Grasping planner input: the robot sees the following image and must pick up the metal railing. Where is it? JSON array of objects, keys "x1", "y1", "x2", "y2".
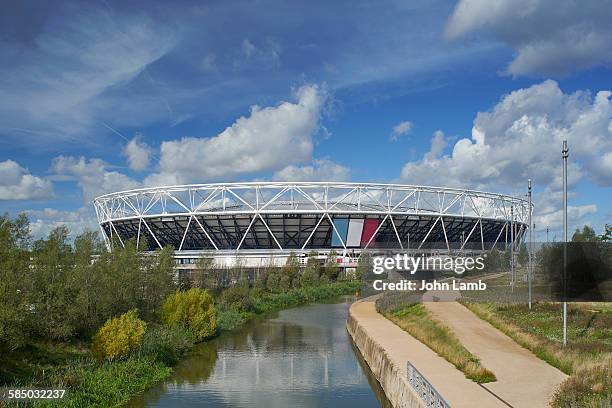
[{"x1": 407, "y1": 361, "x2": 451, "y2": 408}]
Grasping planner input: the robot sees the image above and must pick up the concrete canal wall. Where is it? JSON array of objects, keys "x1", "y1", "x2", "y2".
[
  {"x1": 346, "y1": 299, "x2": 506, "y2": 408},
  {"x1": 346, "y1": 301, "x2": 425, "y2": 408}
]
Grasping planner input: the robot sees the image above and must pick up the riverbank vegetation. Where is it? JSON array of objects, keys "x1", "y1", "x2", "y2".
[
  {"x1": 462, "y1": 301, "x2": 611, "y2": 407},
  {"x1": 375, "y1": 298, "x2": 496, "y2": 383},
  {"x1": 0, "y1": 213, "x2": 362, "y2": 407}
]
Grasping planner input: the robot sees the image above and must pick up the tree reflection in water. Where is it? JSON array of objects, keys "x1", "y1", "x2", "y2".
[{"x1": 128, "y1": 297, "x2": 390, "y2": 408}]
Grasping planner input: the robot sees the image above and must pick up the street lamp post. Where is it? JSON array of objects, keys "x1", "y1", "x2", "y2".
[
  {"x1": 528, "y1": 179, "x2": 532, "y2": 310},
  {"x1": 510, "y1": 205, "x2": 514, "y2": 290},
  {"x1": 562, "y1": 140, "x2": 569, "y2": 346}
]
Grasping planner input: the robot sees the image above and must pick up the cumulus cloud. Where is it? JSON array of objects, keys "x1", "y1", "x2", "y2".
[
  {"x1": 400, "y1": 80, "x2": 611, "y2": 232},
  {"x1": 145, "y1": 84, "x2": 327, "y2": 186},
  {"x1": 425, "y1": 130, "x2": 449, "y2": 160},
  {"x1": 27, "y1": 207, "x2": 99, "y2": 240},
  {"x1": 401, "y1": 80, "x2": 611, "y2": 189},
  {"x1": 52, "y1": 156, "x2": 140, "y2": 202},
  {"x1": 445, "y1": 0, "x2": 612, "y2": 76},
  {"x1": 0, "y1": 160, "x2": 53, "y2": 200},
  {"x1": 273, "y1": 159, "x2": 350, "y2": 182},
  {"x1": 123, "y1": 136, "x2": 152, "y2": 171},
  {"x1": 390, "y1": 120, "x2": 413, "y2": 141}
]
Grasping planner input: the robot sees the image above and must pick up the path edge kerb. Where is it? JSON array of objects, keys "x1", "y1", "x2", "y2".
[{"x1": 346, "y1": 300, "x2": 426, "y2": 408}]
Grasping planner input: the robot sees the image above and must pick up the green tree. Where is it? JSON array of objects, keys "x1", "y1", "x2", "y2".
[
  {"x1": 279, "y1": 273, "x2": 292, "y2": 291},
  {"x1": 0, "y1": 213, "x2": 31, "y2": 350},
  {"x1": 193, "y1": 257, "x2": 217, "y2": 290},
  {"x1": 219, "y1": 285, "x2": 254, "y2": 312},
  {"x1": 106, "y1": 239, "x2": 141, "y2": 317},
  {"x1": 300, "y1": 251, "x2": 320, "y2": 287},
  {"x1": 483, "y1": 249, "x2": 502, "y2": 272},
  {"x1": 600, "y1": 224, "x2": 611, "y2": 242},
  {"x1": 282, "y1": 251, "x2": 300, "y2": 288},
  {"x1": 30, "y1": 226, "x2": 78, "y2": 340},
  {"x1": 266, "y1": 270, "x2": 281, "y2": 293},
  {"x1": 141, "y1": 246, "x2": 176, "y2": 321},
  {"x1": 72, "y1": 231, "x2": 107, "y2": 335},
  {"x1": 323, "y1": 250, "x2": 341, "y2": 281},
  {"x1": 572, "y1": 225, "x2": 599, "y2": 242},
  {"x1": 356, "y1": 251, "x2": 374, "y2": 281}
]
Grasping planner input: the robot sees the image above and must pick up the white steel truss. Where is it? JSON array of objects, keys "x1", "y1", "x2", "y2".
[{"x1": 93, "y1": 182, "x2": 531, "y2": 253}]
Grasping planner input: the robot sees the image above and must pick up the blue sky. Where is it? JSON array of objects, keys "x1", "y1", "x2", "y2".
[{"x1": 0, "y1": 0, "x2": 610, "y2": 240}]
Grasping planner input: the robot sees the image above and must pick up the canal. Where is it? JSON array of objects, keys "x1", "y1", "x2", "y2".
[{"x1": 127, "y1": 296, "x2": 391, "y2": 407}]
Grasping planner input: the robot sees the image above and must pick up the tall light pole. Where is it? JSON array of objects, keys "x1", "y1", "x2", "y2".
[
  {"x1": 562, "y1": 140, "x2": 569, "y2": 346},
  {"x1": 510, "y1": 205, "x2": 514, "y2": 291},
  {"x1": 528, "y1": 179, "x2": 532, "y2": 309}
]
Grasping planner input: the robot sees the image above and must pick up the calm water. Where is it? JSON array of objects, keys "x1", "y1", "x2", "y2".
[{"x1": 127, "y1": 297, "x2": 391, "y2": 408}]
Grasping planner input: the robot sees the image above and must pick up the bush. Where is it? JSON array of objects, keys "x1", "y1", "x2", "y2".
[
  {"x1": 279, "y1": 274, "x2": 292, "y2": 291},
  {"x1": 138, "y1": 325, "x2": 195, "y2": 366},
  {"x1": 219, "y1": 285, "x2": 254, "y2": 312},
  {"x1": 300, "y1": 266, "x2": 319, "y2": 287},
  {"x1": 217, "y1": 309, "x2": 246, "y2": 331},
  {"x1": 319, "y1": 273, "x2": 330, "y2": 285},
  {"x1": 323, "y1": 250, "x2": 340, "y2": 281},
  {"x1": 552, "y1": 364, "x2": 612, "y2": 408},
  {"x1": 161, "y1": 289, "x2": 218, "y2": 341},
  {"x1": 91, "y1": 310, "x2": 147, "y2": 362},
  {"x1": 266, "y1": 271, "x2": 281, "y2": 292}
]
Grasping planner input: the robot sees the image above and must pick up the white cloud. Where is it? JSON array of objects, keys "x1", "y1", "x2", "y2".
[
  {"x1": 0, "y1": 160, "x2": 54, "y2": 200},
  {"x1": 401, "y1": 80, "x2": 611, "y2": 190},
  {"x1": 123, "y1": 136, "x2": 152, "y2": 171},
  {"x1": 27, "y1": 207, "x2": 99, "y2": 240},
  {"x1": 425, "y1": 130, "x2": 448, "y2": 160},
  {"x1": 145, "y1": 84, "x2": 327, "y2": 186},
  {"x1": 199, "y1": 54, "x2": 218, "y2": 73},
  {"x1": 238, "y1": 37, "x2": 282, "y2": 68},
  {"x1": 52, "y1": 156, "x2": 140, "y2": 202},
  {"x1": 273, "y1": 159, "x2": 350, "y2": 182},
  {"x1": 445, "y1": 0, "x2": 612, "y2": 76},
  {"x1": 534, "y1": 204, "x2": 598, "y2": 231},
  {"x1": 399, "y1": 80, "x2": 611, "y2": 232},
  {"x1": 0, "y1": 4, "x2": 175, "y2": 143},
  {"x1": 390, "y1": 120, "x2": 413, "y2": 141}
]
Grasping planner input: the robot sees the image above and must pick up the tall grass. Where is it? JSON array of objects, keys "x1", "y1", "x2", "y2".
[
  {"x1": 461, "y1": 301, "x2": 611, "y2": 407},
  {"x1": 381, "y1": 303, "x2": 496, "y2": 383},
  {"x1": 29, "y1": 357, "x2": 171, "y2": 407},
  {"x1": 254, "y1": 281, "x2": 362, "y2": 314}
]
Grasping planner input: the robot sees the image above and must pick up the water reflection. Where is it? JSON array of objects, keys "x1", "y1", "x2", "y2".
[{"x1": 128, "y1": 297, "x2": 390, "y2": 408}]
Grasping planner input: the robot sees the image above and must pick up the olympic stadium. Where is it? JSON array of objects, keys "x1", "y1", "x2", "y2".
[{"x1": 93, "y1": 182, "x2": 530, "y2": 272}]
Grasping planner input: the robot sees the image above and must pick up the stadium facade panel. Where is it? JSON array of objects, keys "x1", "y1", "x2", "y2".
[{"x1": 94, "y1": 182, "x2": 531, "y2": 262}]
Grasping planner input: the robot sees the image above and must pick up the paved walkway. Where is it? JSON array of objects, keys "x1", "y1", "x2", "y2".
[
  {"x1": 424, "y1": 299, "x2": 568, "y2": 408},
  {"x1": 350, "y1": 298, "x2": 505, "y2": 407}
]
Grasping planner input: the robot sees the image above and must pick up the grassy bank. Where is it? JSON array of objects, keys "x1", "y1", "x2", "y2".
[
  {"x1": 377, "y1": 302, "x2": 496, "y2": 383},
  {"x1": 217, "y1": 280, "x2": 362, "y2": 331},
  {"x1": 461, "y1": 301, "x2": 611, "y2": 407},
  {"x1": 5, "y1": 281, "x2": 361, "y2": 407}
]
